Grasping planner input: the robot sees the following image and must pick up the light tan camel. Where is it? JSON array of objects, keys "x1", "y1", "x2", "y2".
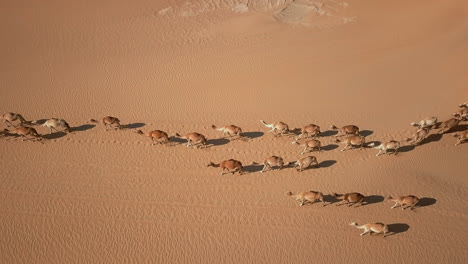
[
  {"x1": 286, "y1": 191, "x2": 325, "y2": 206},
  {"x1": 8, "y1": 126, "x2": 41, "y2": 141},
  {"x1": 291, "y1": 156, "x2": 319, "y2": 172},
  {"x1": 41, "y1": 118, "x2": 71, "y2": 134},
  {"x1": 329, "y1": 125, "x2": 359, "y2": 137},
  {"x1": 207, "y1": 159, "x2": 244, "y2": 175},
  {"x1": 349, "y1": 222, "x2": 388, "y2": 237},
  {"x1": 334, "y1": 135, "x2": 366, "y2": 151},
  {"x1": 332, "y1": 193, "x2": 365, "y2": 207},
  {"x1": 0, "y1": 112, "x2": 27, "y2": 127},
  {"x1": 453, "y1": 131, "x2": 468, "y2": 146},
  {"x1": 254, "y1": 156, "x2": 285, "y2": 173},
  {"x1": 176, "y1": 132, "x2": 208, "y2": 148},
  {"x1": 386, "y1": 195, "x2": 419, "y2": 210},
  {"x1": 454, "y1": 102, "x2": 467, "y2": 120},
  {"x1": 405, "y1": 128, "x2": 430, "y2": 145},
  {"x1": 410, "y1": 117, "x2": 438, "y2": 129},
  {"x1": 136, "y1": 129, "x2": 171, "y2": 145},
  {"x1": 437, "y1": 115, "x2": 462, "y2": 134},
  {"x1": 373, "y1": 140, "x2": 400, "y2": 156},
  {"x1": 260, "y1": 120, "x2": 290, "y2": 136},
  {"x1": 292, "y1": 139, "x2": 321, "y2": 154},
  {"x1": 211, "y1": 124, "x2": 243, "y2": 139},
  {"x1": 102, "y1": 116, "x2": 122, "y2": 130},
  {"x1": 294, "y1": 124, "x2": 321, "y2": 141}
]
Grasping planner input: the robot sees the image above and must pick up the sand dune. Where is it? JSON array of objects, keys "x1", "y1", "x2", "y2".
[{"x1": 1, "y1": 0, "x2": 468, "y2": 263}]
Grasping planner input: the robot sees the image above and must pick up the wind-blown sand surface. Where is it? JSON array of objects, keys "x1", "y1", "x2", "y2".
[{"x1": 1, "y1": 0, "x2": 467, "y2": 263}]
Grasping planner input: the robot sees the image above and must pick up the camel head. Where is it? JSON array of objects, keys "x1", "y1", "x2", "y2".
[
  {"x1": 349, "y1": 222, "x2": 358, "y2": 226},
  {"x1": 329, "y1": 125, "x2": 338, "y2": 130},
  {"x1": 207, "y1": 162, "x2": 218, "y2": 168}
]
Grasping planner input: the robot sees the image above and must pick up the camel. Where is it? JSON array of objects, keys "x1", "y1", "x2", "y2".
[
  {"x1": 405, "y1": 127, "x2": 430, "y2": 145},
  {"x1": 286, "y1": 191, "x2": 325, "y2": 206},
  {"x1": 102, "y1": 116, "x2": 122, "y2": 130},
  {"x1": 332, "y1": 193, "x2": 365, "y2": 207},
  {"x1": 454, "y1": 102, "x2": 468, "y2": 120},
  {"x1": 453, "y1": 131, "x2": 468, "y2": 146},
  {"x1": 334, "y1": 135, "x2": 366, "y2": 151},
  {"x1": 349, "y1": 222, "x2": 388, "y2": 237},
  {"x1": 373, "y1": 140, "x2": 400, "y2": 156},
  {"x1": 386, "y1": 195, "x2": 419, "y2": 210},
  {"x1": 176, "y1": 132, "x2": 208, "y2": 148},
  {"x1": 254, "y1": 156, "x2": 285, "y2": 173},
  {"x1": 41, "y1": 118, "x2": 71, "y2": 134},
  {"x1": 291, "y1": 156, "x2": 319, "y2": 172},
  {"x1": 292, "y1": 139, "x2": 321, "y2": 154},
  {"x1": 260, "y1": 120, "x2": 290, "y2": 136},
  {"x1": 437, "y1": 115, "x2": 462, "y2": 134},
  {"x1": 1, "y1": 112, "x2": 27, "y2": 127},
  {"x1": 410, "y1": 116, "x2": 438, "y2": 129},
  {"x1": 329, "y1": 125, "x2": 359, "y2": 137},
  {"x1": 294, "y1": 124, "x2": 321, "y2": 141},
  {"x1": 211, "y1": 124, "x2": 243, "y2": 139},
  {"x1": 136, "y1": 129, "x2": 171, "y2": 145},
  {"x1": 8, "y1": 126, "x2": 41, "y2": 141},
  {"x1": 207, "y1": 159, "x2": 244, "y2": 175}
]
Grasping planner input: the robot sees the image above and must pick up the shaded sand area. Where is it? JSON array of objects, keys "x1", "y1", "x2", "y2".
[{"x1": 1, "y1": 0, "x2": 467, "y2": 263}]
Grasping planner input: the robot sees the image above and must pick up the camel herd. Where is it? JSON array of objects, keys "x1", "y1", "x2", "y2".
[{"x1": 1, "y1": 102, "x2": 466, "y2": 238}]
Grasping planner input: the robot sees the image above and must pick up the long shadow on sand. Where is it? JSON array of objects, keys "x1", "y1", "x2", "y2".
[
  {"x1": 320, "y1": 130, "x2": 338, "y2": 137},
  {"x1": 242, "y1": 131, "x2": 264, "y2": 140},
  {"x1": 419, "y1": 133, "x2": 442, "y2": 146},
  {"x1": 207, "y1": 138, "x2": 230, "y2": 147},
  {"x1": 386, "y1": 223, "x2": 410, "y2": 237},
  {"x1": 360, "y1": 130, "x2": 373, "y2": 137},
  {"x1": 445, "y1": 124, "x2": 468, "y2": 133},
  {"x1": 42, "y1": 132, "x2": 67, "y2": 140},
  {"x1": 417, "y1": 197, "x2": 437, "y2": 208},
  {"x1": 243, "y1": 164, "x2": 263, "y2": 173},
  {"x1": 122, "y1": 123, "x2": 145, "y2": 129},
  {"x1": 398, "y1": 145, "x2": 415, "y2": 153},
  {"x1": 362, "y1": 195, "x2": 385, "y2": 206},
  {"x1": 322, "y1": 144, "x2": 339, "y2": 151},
  {"x1": 72, "y1": 124, "x2": 96, "y2": 132},
  {"x1": 318, "y1": 160, "x2": 337, "y2": 168}
]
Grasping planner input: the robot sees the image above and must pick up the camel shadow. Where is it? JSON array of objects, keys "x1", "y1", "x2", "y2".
[
  {"x1": 360, "y1": 130, "x2": 373, "y2": 137},
  {"x1": 320, "y1": 130, "x2": 338, "y2": 137},
  {"x1": 398, "y1": 145, "x2": 415, "y2": 153},
  {"x1": 169, "y1": 136, "x2": 186, "y2": 145},
  {"x1": 243, "y1": 164, "x2": 263, "y2": 173},
  {"x1": 122, "y1": 123, "x2": 145, "y2": 130},
  {"x1": 385, "y1": 223, "x2": 410, "y2": 237},
  {"x1": 42, "y1": 132, "x2": 67, "y2": 140},
  {"x1": 362, "y1": 195, "x2": 384, "y2": 206},
  {"x1": 322, "y1": 144, "x2": 339, "y2": 151},
  {"x1": 207, "y1": 138, "x2": 230, "y2": 147},
  {"x1": 242, "y1": 131, "x2": 264, "y2": 140},
  {"x1": 318, "y1": 160, "x2": 337, "y2": 168},
  {"x1": 72, "y1": 124, "x2": 95, "y2": 132},
  {"x1": 447, "y1": 124, "x2": 468, "y2": 133},
  {"x1": 323, "y1": 195, "x2": 341, "y2": 206},
  {"x1": 417, "y1": 197, "x2": 437, "y2": 208},
  {"x1": 419, "y1": 133, "x2": 442, "y2": 146}
]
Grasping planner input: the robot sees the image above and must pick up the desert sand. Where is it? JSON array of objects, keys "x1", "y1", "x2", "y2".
[{"x1": 1, "y1": 0, "x2": 467, "y2": 263}]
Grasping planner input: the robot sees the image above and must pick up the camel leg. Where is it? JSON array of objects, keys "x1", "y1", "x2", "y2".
[
  {"x1": 376, "y1": 149, "x2": 382, "y2": 156},
  {"x1": 261, "y1": 164, "x2": 269, "y2": 173},
  {"x1": 301, "y1": 146, "x2": 308, "y2": 155},
  {"x1": 341, "y1": 144, "x2": 349, "y2": 151},
  {"x1": 360, "y1": 229, "x2": 370, "y2": 236},
  {"x1": 391, "y1": 202, "x2": 399, "y2": 209}
]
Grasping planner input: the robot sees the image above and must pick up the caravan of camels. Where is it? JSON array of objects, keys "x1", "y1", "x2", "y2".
[{"x1": 1, "y1": 102, "x2": 466, "y2": 237}]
